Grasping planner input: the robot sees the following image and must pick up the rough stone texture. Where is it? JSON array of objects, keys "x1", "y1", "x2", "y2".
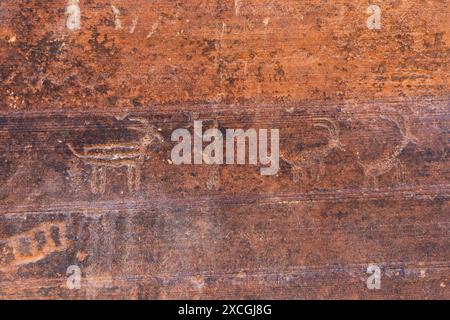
[{"x1": 0, "y1": 0, "x2": 449, "y2": 299}]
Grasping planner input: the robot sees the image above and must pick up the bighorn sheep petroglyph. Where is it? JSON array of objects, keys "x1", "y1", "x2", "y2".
[
  {"x1": 357, "y1": 110, "x2": 417, "y2": 188},
  {"x1": 282, "y1": 118, "x2": 345, "y2": 182}
]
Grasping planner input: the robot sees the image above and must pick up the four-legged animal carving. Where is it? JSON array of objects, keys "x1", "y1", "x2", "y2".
[
  {"x1": 282, "y1": 118, "x2": 345, "y2": 182},
  {"x1": 67, "y1": 117, "x2": 164, "y2": 194},
  {"x1": 357, "y1": 110, "x2": 417, "y2": 188}
]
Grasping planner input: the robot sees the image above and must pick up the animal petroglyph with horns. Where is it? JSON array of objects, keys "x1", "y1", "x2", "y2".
[
  {"x1": 282, "y1": 118, "x2": 345, "y2": 182},
  {"x1": 356, "y1": 109, "x2": 417, "y2": 188}
]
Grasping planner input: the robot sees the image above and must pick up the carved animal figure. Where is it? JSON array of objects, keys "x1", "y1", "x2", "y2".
[
  {"x1": 282, "y1": 118, "x2": 345, "y2": 182},
  {"x1": 357, "y1": 110, "x2": 417, "y2": 188},
  {"x1": 67, "y1": 117, "x2": 164, "y2": 194}
]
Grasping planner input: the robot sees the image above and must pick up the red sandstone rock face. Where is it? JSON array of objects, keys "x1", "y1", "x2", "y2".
[
  {"x1": 1, "y1": 0, "x2": 449, "y2": 109},
  {"x1": 0, "y1": 1, "x2": 448, "y2": 299}
]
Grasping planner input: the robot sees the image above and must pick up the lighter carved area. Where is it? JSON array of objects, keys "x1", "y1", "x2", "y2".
[
  {"x1": 357, "y1": 110, "x2": 417, "y2": 188},
  {"x1": 282, "y1": 118, "x2": 345, "y2": 182},
  {"x1": 67, "y1": 117, "x2": 164, "y2": 194},
  {"x1": 0, "y1": 222, "x2": 67, "y2": 271}
]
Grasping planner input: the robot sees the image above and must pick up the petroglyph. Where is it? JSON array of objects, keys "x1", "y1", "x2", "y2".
[
  {"x1": 66, "y1": 0, "x2": 81, "y2": 31},
  {"x1": 90, "y1": 166, "x2": 107, "y2": 194},
  {"x1": 206, "y1": 167, "x2": 220, "y2": 190},
  {"x1": 282, "y1": 118, "x2": 345, "y2": 182},
  {"x1": 129, "y1": 16, "x2": 139, "y2": 34},
  {"x1": 0, "y1": 223, "x2": 68, "y2": 271},
  {"x1": 68, "y1": 160, "x2": 84, "y2": 192},
  {"x1": 67, "y1": 117, "x2": 164, "y2": 194},
  {"x1": 357, "y1": 110, "x2": 417, "y2": 188},
  {"x1": 147, "y1": 18, "x2": 161, "y2": 39}
]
